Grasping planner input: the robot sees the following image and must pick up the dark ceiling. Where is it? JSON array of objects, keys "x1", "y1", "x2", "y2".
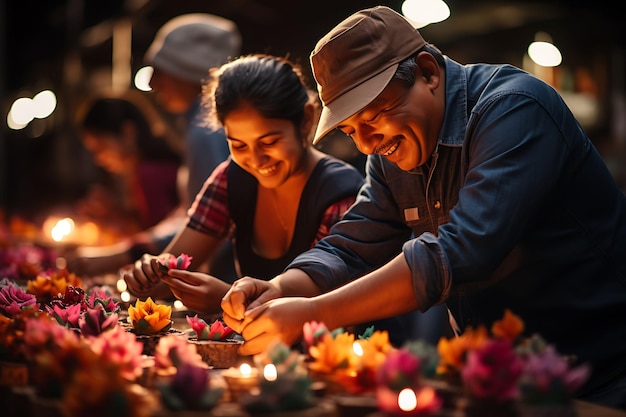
[{"x1": 3, "y1": 0, "x2": 624, "y2": 97}]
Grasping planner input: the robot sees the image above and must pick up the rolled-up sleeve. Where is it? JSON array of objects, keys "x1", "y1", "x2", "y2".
[{"x1": 402, "y1": 233, "x2": 452, "y2": 311}]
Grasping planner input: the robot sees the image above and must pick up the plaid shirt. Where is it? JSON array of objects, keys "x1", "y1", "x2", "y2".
[{"x1": 187, "y1": 159, "x2": 356, "y2": 247}]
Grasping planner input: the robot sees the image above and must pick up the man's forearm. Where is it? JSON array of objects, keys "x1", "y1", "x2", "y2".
[{"x1": 271, "y1": 268, "x2": 322, "y2": 297}]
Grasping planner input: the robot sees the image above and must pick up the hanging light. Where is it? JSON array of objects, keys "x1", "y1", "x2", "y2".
[
  {"x1": 401, "y1": 0, "x2": 450, "y2": 28},
  {"x1": 527, "y1": 32, "x2": 562, "y2": 67}
]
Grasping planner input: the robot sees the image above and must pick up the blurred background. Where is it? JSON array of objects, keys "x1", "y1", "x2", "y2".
[{"x1": 1, "y1": 0, "x2": 625, "y2": 244}]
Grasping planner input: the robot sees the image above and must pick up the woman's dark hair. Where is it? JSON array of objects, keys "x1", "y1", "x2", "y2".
[
  {"x1": 80, "y1": 97, "x2": 180, "y2": 163},
  {"x1": 203, "y1": 54, "x2": 319, "y2": 135},
  {"x1": 394, "y1": 44, "x2": 445, "y2": 85}
]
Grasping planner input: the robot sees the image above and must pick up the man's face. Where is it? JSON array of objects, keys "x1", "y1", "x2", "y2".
[{"x1": 336, "y1": 77, "x2": 441, "y2": 171}]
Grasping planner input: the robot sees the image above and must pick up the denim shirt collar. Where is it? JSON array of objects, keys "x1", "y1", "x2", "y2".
[{"x1": 438, "y1": 57, "x2": 468, "y2": 148}]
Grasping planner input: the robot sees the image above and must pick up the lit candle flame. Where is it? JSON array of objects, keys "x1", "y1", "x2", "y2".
[
  {"x1": 263, "y1": 364, "x2": 277, "y2": 381},
  {"x1": 352, "y1": 341, "x2": 363, "y2": 357},
  {"x1": 398, "y1": 388, "x2": 418, "y2": 412},
  {"x1": 239, "y1": 363, "x2": 252, "y2": 377}
]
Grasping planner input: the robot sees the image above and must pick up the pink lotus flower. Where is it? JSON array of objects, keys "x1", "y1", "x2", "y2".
[
  {"x1": 79, "y1": 305, "x2": 119, "y2": 337},
  {"x1": 157, "y1": 253, "x2": 193, "y2": 271},
  {"x1": 186, "y1": 315, "x2": 234, "y2": 341},
  {"x1": 46, "y1": 302, "x2": 82, "y2": 328},
  {"x1": 303, "y1": 320, "x2": 329, "y2": 348},
  {"x1": 0, "y1": 280, "x2": 38, "y2": 316},
  {"x1": 88, "y1": 326, "x2": 144, "y2": 381},
  {"x1": 85, "y1": 287, "x2": 120, "y2": 314},
  {"x1": 155, "y1": 334, "x2": 206, "y2": 371},
  {"x1": 462, "y1": 339, "x2": 524, "y2": 401},
  {"x1": 377, "y1": 348, "x2": 422, "y2": 391}
]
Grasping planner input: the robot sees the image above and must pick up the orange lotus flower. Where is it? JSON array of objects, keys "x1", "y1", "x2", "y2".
[
  {"x1": 357, "y1": 330, "x2": 392, "y2": 370},
  {"x1": 491, "y1": 309, "x2": 525, "y2": 343},
  {"x1": 308, "y1": 331, "x2": 358, "y2": 374},
  {"x1": 128, "y1": 297, "x2": 172, "y2": 335},
  {"x1": 436, "y1": 325, "x2": 489, "y2": 376},
  {"x1": 26, "y1": 268, "x2": 82, "y2": 304}
]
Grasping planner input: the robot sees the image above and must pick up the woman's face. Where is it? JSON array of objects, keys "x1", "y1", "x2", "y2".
[{"x1": 223, "y1": 105, "x2": 308, "y2": 189}]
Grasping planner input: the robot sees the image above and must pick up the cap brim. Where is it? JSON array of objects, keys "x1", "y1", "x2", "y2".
[{"x1": 313, "y1": 63, "x2": 398, "y2": 144}]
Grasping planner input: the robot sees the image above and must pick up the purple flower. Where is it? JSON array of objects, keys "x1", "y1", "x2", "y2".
[
  {"x1": 462, "y1": 339, "x2": 523, "y2": 401},
  {"x1": 79, "y1": 305, "x2": 119, "y2": 337},
  {"x1": 519, "y1": 345, "x2": 591, "y2": 404}
]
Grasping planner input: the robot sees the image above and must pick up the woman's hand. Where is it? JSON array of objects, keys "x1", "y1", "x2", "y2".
[
  {"x1": 120, "y1": 253, "x2": 168, "y2": 297},
  {"x1": 162, "y1": 270, "x2": 230, "y2": 315},
  {"x1": 235, "y1": 297, "x2": 317, "y2": 356}
]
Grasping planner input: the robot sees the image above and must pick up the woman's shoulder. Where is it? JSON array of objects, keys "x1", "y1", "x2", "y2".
[{"x1": 315, "y1": 154, "x2": 364, "y2": 180}]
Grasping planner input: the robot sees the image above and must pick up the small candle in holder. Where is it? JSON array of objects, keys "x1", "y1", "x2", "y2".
[{"x1": 222, "y1": 363, "x2": 260, "y2": 402}]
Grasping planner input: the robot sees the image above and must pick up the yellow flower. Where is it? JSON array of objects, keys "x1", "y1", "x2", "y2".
[
  {"x1": 308, "y1": 332, "x2": 357, "y2": 374},
  {"x1": 436, "y1": 325, "x2": 488, "y2": 376},
  {"x1": 491, "y1": 309, "x2": 525, "y2": 343},
  {"x1": 358, "y1": 330, "x2": 392, "y2": 370},
  {"x1": 128, "y1": 297, "x2": 172, "y2": 335}
]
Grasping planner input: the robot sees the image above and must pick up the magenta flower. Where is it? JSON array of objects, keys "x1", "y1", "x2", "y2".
[
  {"x1": 186, "y1": 315, "x2": 234, "y2": 341},
  {"x1": 462, "y1": 339, "x2": 524, "y2": 401},
  {"x1": 0, "y1": 280, "x2": 38, "y2": 316},
  {"x1": 85, "y1": 287, "x2": 120, "y2": 314},
  {"x1": 155, "y1": 334, "x2": 206, "y2": 370},
  {"x1": 377, "y1": 348, "x2": 422, "y2": 391},
  {"x1": 157, "y1": 253, "x2": 193, "y2": 272},
  {"x1": 519, "y1": 345, "x2": 591, "y2": 404},
  {"x1": 46, "y1": 302, "x2": 82, "y2": 328},
  {"x1": 78, "y1": 305, "x2": 119, "y2": 337}
]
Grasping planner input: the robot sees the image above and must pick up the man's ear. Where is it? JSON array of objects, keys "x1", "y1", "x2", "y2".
[
  {"x1": 415, "y1": 51, "x2": 441, "y2": 88},
  {"x1": 301, "y1": 102, "x2": 315, "y2": 144}
]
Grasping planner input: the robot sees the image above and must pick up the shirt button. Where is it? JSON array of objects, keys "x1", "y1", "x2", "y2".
[{"x1": 434, "y1": 201, "x2": 441, "y2": 209}]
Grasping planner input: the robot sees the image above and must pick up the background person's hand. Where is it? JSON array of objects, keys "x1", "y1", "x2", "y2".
[
  {"x1": 162, "y1": 270, "x2": 230, "y2": 315},
  {"x1": 234, "y1": 297, "x2": 316, "y2": 356},
  {"x1": 221, "y1": 277, "x2": 282, "y2": 330}
]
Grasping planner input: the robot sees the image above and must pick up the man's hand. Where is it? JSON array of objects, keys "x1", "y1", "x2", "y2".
[
  {"x1": 234, "y1": 297, "x2": 316, "y2": 356},
  {"x1": 221, "y1": 277, "x2": 282, "y2": 332}
]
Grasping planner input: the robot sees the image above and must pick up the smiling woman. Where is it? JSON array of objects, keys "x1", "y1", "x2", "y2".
[{"x1": 119, "y1": 54, "x2": 365, "y2": 320}]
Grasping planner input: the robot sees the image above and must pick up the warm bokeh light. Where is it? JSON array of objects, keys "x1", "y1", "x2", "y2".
[
  {"x1": 8, "y1": 97, "x2": 34, "y2": 127},
  {"x1": 117, "y1": 278, "x2": 128, "y2": 292},
  {"x1": 402, "y1": 0, "x2": 450, "y2": 28},
  {"x1": 528, "y1": 41, "x2": 562, "y2": 67},
  {"x1": 134, "y1": 66, "x2": 153, "y2": 92},
  {"x1": 50, "y1": 218, "x2": 75, "y2": 242},
  {"x1": 398, "y1": 388, "x2": 418, "y2": 412},
  {"x1": 173, "y1": 299, "x2": 184, "y2": 309},
  {"x1": 32, "y1": 90, "x2": 57, "y2": 119},
  {"x1": 263, "y1": 364, "x2": 277, "y2": 381},
  {"x1": 352, "y1": 341, "x2": 364, "y2": 357},
  {"x1": 120, "y1": 291, "x2": 131, "y2": 302}
]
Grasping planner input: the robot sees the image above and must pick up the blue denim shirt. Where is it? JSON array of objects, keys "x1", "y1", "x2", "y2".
[{"x1": 288, "y1": 57, "x2": 626, "y2": 395}]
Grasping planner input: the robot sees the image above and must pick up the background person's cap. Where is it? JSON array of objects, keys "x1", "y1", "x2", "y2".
[
  {"x1": 145, "y1": 13, "x2": 241, "y2": 84},
  {"x1": 310, "y1": 6, "x2": 425, "y2": 144}
]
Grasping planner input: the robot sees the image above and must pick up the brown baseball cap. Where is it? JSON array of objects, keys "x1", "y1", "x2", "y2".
[{"x1": 310, "y1": 6, "x2": 426, "y2": 144}]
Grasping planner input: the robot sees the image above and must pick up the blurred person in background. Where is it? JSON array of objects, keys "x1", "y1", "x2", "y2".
[
  {"x1": 65, "y1": 94, "x2": 182, "y2": 275},
  {"x1": 66, "y1": 14, "x2": 241, "y2": 280}
]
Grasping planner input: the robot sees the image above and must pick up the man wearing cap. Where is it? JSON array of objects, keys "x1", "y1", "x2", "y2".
[{"x1": 221, "y1": 6, "x2": 626, "y2": 408}]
